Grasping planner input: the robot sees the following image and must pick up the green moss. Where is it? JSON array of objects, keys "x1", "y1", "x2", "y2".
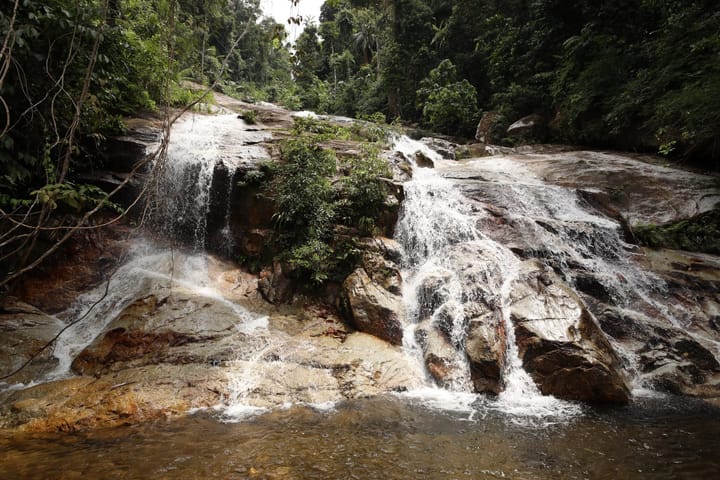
[{"x1": 635, "y1": 209, "x2": 720, "y2": 254}]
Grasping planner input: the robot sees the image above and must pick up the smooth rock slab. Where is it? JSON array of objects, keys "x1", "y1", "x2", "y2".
[
  {"x1": 0, "y1": 298, "x2": 64, "y2": 385},
  {"x1": 509, "y1": 261, "x2": 631, "y2": 403}
]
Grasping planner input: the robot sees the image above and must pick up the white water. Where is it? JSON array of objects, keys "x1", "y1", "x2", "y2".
[
  {"x1": 45, "y1": 114, "x2": 271, "y2": 382},
  {"x1": 150, "y1": 113, "x2": 269, "y2": 249},
  {"x1": 393, "y1": 136, "x2": 581, "y2": 419},
  {"x1": 459, "y1": 155, "x2": 720, "y2": 368},
  {"x1": 45, "y1": 241, "x2": 268, "y2": 382}
]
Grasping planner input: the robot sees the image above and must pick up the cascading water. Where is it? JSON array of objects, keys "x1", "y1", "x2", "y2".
[
  {"x1": 149, "y1": 113, "x2": 270, "y2": 250},
  {"x1": 453, "y1": 155, "x2": 720, "y2": 368},
  {"x1": 40, "y1": 113, "x2": 271, "y2": 384},
  {"x1": 393, "y1": 136, "x2": 581, "y2": 417}
]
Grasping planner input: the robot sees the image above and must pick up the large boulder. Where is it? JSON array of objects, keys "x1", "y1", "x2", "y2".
[
  {"x1": 258, "y1": 261, "x2": 295, "y2": 304},
  {"x1": 340, "y1": 268, "x2": 405, "y2": 345},
  {"x1": 419, "y1": 137, "x2": 457, "y2": 160},
  {"x1": 509, "y1": 260, "x2": 631, "y2": 403},
  {"x1": 357, "y1": 237, "x2": 404, "y2": 295},
  {"x1": 465, "y1": 311, "x2": 506, "y2": 395},
  {"x1": 0, "y1": 298, "x2": 64, "y2": 384},
  {"x1": 415, "y1": 319, "x2": 468, "y2": 388},
  {"x1": 507, "y1": 114, "x2": 547, "y2": 143},
  {"x1": 475, "y1": 111, "x2": 501, "y2": 144}
]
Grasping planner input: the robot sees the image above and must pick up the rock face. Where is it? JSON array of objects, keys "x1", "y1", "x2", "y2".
[
  {"x1": 0, "y1": 255, "x2": 424, "y2": 433},
  {"x1": 465, "y1": 312, "x2": 506, "y2": 395},
  {"x1": 3, "y1": 100, "x2": 720, "y2": 435},
  {"x1": 0, "y1": 298, "x2": 64, "y2": 384},
  {"x1": 475, "y1": 111, "x2": 501, "y2": 144},
  {"x1": 445, "y1": 147, "x2": 720, "y2": 401},
  {"x1": 340, "y1": 269, "x2": 404, "y2": 345},
  {"x1": 338, "y1": 238, "x2": 405, "y2": 346},
  {"x1": 419, "y1": 137, "x2": 457, "y2": 160},
  {"x1": 509, "y1": 261, "x2": 631, "y2": 403},
  {"x1": 507, "y1": 114, "x2": 547, "y2": 142}
]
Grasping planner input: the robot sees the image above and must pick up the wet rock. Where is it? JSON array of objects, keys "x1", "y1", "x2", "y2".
[
  {"x1": 0, "y1": 365, "x2": 226, "y2": 432},
  {"x1": 419, "y1": 137, "x2": 457, "y2": 160},
  {"x1": 594, "y1": 307, "x2": 650, "y2": 341},
  {"x1": 454, "y1": 143, "x2": 490, "y2": 160},
  {"x1": 99, "y1": 118, "x2": 162, "y2": 173},
  {"x1": 275, "y1": 331, "x2": 423, "y2": 400},
  {"x1": 0, "y1": 298, "x2": 64, "y2": 384},
  {"x1": 509, "y1": 260, "x2": 631, "y2": 403},
  {"x1": 638, "y1": 333, "x2": 720, "y2": 395},
  {"x1": 414, "y1": 151, "x2": 435, "y2": 168},
  {"x1": 385, "y1": 151, "x2": 413, "y2": 182},
  {"x1": 574, "y1": 273, "x2": 614, "y2": 303},
  {"x1": 71, "y1": 293, "x2": 245, "y2": 376},
  {"x1": 465, "y1": 312, "x2": 506, "y2": 395},
  {"x1": 12, "y1": 221, "x2": 132, "y2": 313},
  {"x1": 357, "y1": 237, "x2": 404, "y2": 295},
  {"x1": 415, "y1": 319, "x2": 467, "y2": 388},
  {"x1": 339, "y1": 268, "x2": 404, "y2": 345},
  {"x1": 259, "y1": 261, "x2": 295, "y2": 304},
  {"x1": 507, "y1": 114, "x2": 547, "y2": 143},
  {"x1": 416, "y1": 273, "x2": 452, "y2": 319}
]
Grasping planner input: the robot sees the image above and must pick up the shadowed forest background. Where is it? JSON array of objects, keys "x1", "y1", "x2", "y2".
[{"x1": 1, "y1": 0, "x2": 719, "y2": 286}]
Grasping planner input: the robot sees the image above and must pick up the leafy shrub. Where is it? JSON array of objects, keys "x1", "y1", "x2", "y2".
[
  {"x1": 268, "y1": 122, "x2": 391, "y2": 284},
  {"x1": 272, "y1": 138, "x2": 337, "y2": 242},
  {"x1": 416, "y1": 60, "x2": 480, "y2": 137}
]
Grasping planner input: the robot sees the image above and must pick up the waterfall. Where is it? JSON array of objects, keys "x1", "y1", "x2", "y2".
[
  {"x1": 460, "y1": 155, "x2": 720, "y2": 369},
  {"x1": 43, "y1": 114, "x2": 271, "y2": 382},
  {"x1": 149, "y1": 113, "x2": 269, "y2": 250},
  {"x1": 392, "y1": 136, "x2": 580, "y2": 417}
]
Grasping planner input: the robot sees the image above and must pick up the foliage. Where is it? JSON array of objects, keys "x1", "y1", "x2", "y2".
[
  {"x1": 297, "y1": 0, "x2": 720, "y2": 166},
  {"x1": 269, "y1": 118, "x2": 391, "y2": 284},
  {"x1": 635, "y1": 210, "x2": 720, "y2": 255},
  {"x1": 416, "y1": 60, "x2": 479, "y2": 136},
  {"x1": 340, "y1": 143, "x2": 391, "y2": 224},
  {"x1": 272, "y1": 137, "x2": 337, "y2": 242}
]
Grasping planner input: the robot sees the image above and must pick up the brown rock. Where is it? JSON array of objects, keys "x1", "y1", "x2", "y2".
[
  {"x1": 340, "y1": 268, "x2": 404, "y2": 345},
  {"x1": 0, "y1": 297, "x2": 64, "y2": 384},
  {"x1": 415, "y1": 319, "x2": 467, "y2": 388},
  {"x1": 258, "y1": 261, "x2": 295, "y2": 304},
  {"x1": 465, "y1": 311, "x2": 506, "y2": 395},
  {"x1": 509, "y1": 260, "x2": 631, "y2": 403}
]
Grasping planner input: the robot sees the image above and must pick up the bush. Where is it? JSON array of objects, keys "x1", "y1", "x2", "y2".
[
  {"x1": 268, "y1": 123, "x2": 391, "y2": 284},
  {"x1": 416, "y1": 60, "x2": 480, "y2": 137},
  {"x1": 272, "y1": 138, "x2": 337, "y2": 242}
]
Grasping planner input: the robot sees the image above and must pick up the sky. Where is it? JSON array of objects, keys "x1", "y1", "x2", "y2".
[{"x1": 260, "y1": 0, "x2": 325, "y2": 43}]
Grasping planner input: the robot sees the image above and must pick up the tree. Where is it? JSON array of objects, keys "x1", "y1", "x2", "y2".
[{"x1": 416, "y1": 59, "x2": 479, "y2": 136}]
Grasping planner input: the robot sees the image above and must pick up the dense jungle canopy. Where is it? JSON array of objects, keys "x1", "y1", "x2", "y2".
[{"x1": 0, "y1": 0, "x2": 719, "y2": 286}]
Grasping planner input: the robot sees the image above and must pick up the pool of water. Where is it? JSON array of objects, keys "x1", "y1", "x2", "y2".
[{"x1": 1, "y1": 394, "x2": 718, "y2": 480}]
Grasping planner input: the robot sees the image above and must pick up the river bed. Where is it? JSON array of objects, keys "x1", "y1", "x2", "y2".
[{"x1": 1, "y1": 394, "x2": 718, "y2": 480}]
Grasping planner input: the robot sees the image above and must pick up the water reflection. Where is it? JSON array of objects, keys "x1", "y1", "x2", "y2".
[{"x1": 1, "y1": 395, "x2": 718, "y2": 480}]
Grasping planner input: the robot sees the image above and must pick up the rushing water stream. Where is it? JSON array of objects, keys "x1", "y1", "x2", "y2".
[{"x1": 393, "y1": 136, "x2": 582, "y2": 418}]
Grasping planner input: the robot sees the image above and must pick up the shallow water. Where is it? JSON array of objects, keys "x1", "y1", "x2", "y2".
[{"x1": 1, "y1": 395, "x2": 718, "y2": 480}]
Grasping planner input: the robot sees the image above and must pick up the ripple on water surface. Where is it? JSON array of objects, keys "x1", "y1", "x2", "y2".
[{"x1": 1, "y1": 395, "x2": 719, "y2": 480}]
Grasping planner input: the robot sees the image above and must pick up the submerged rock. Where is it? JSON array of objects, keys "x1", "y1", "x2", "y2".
[{"x1": 509, "y1": 261, "x2": 631, "y2": 403}]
